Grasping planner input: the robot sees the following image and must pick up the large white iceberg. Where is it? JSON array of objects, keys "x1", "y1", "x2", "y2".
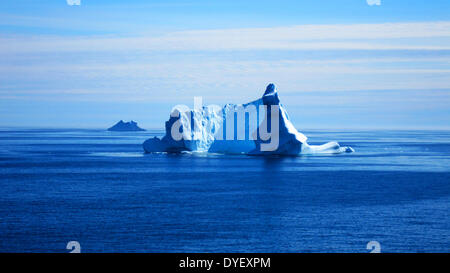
[{"x1": 143, "y1": 84, "x2": 354, "y2": 155}]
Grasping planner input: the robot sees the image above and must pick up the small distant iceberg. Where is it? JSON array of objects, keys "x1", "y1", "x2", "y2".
[
  {"x1": 143, "y1": 84, "x2": 353, "y2": 155},
  {"x1": 108, "y1": 120, "x2": 145, "y2": 131}
]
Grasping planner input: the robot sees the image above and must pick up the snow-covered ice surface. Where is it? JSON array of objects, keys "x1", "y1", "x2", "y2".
[{"x1": 143, "y1": 84, "x2": 354, "y2": 155}]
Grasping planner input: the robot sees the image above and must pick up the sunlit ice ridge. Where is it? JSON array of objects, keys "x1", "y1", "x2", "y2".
[{"x1": 143, "y1": 84, "x2": 354, "y2": 155}]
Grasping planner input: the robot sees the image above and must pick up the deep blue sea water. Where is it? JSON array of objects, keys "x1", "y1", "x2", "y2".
[{"x1": 0, "y1": 128, "x2": 449, "y2": 253}]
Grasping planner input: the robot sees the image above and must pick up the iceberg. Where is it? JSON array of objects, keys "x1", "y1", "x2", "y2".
[
  {"x1": 143, "y1": 84, "x2": 354, "y2": 155},
  {"x1": 108, "y1": 120, "x2": 145, "y2": 131}
]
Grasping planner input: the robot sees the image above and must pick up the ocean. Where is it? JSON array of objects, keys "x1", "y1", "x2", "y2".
[{"x1": 0, "y1": 128, "x2": 449, "y2": 252}]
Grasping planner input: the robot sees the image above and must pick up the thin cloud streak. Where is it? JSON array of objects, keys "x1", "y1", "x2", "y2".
[{"x1": 2, "y1": 21, "x2": 450, "y2": 53}]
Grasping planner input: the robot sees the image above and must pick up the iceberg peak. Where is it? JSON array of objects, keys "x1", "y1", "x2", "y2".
[
  {"x1": 263, "y1": 83, "x2": 277, "y2": 96},
  {"x1": 262, "y1": 83, "x2": 280, "y2": 105}
]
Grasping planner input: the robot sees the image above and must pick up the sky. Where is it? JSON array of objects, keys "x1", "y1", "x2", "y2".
[{"x1": 0, "y1": 0, "x2": 449, "y2": 129}]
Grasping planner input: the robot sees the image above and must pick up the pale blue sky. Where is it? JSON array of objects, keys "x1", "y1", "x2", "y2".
[{"x1": 0, "y1": 0, "x2": 449, "y2": 129}]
